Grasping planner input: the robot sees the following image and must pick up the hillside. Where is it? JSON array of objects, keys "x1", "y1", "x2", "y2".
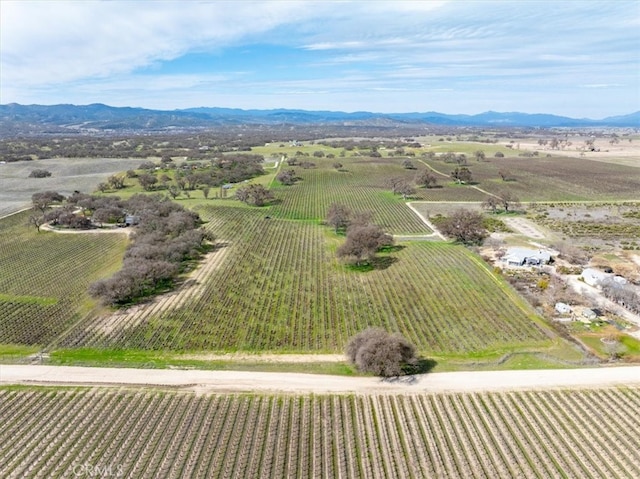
[{"x1": 1, "y1": 103, "x2": 638, "y2": 136}]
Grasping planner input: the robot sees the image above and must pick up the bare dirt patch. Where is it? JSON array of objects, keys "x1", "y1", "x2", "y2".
[{"x1": 502, "y1": 217, "x2": 548, "y2": 239}]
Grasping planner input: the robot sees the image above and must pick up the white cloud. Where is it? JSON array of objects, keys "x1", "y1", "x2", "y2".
[
  {"x1": 1, "y1": 0, "x2": 638, "y2": 117},
  {"x1": 1, "y1": 0, "x2": 312, "y2": 86}
]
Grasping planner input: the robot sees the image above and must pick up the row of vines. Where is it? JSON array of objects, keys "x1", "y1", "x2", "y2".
[
  {"x1": 270, "y1": 158, "x2": 432, "y2": 234},
  {"x1": 1, "y1": 386, "x2": 638, "y2": 478},
  {"x1": 0, "y1": 211, "x2": 127, "y2": 345},
  {"x1": 60, "y1": 205, "x2": 548, "y2": 353}
]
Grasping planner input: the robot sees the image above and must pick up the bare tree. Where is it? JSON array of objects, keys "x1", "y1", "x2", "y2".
[
  {"x1": 482, "y1": 196, "x2": 500, "y2": 213},
  {"x1": 346, "y1": 328, "x2": 417, "y2": 377},
  {"x1": 235, "y1": 184, "x2": 274, "y2": 206},
  {"x1": 451, "y1": 167, "x2": 472, "y2": 184},
  {"x1": 28, "y1": 214, "x2": 44, "y2": 232},
  {"x1": 276, "y1": 169, "x2": 297, "y2": 185},
  {"x1": 415, "y1": 170, "x2": 438, "y2": 188},
  {"x1": 498, "y1": 169, "x2": 513, "y2": 181},
  {"x1": 499, "y1": 190, "x2": 521, "y2": 213},
  {"x1": 326, "y1": 203, "x2": 352, "y2": 233},
  {"x1": 337, "y1": 224, "x2": 393, "y2": 265},
  {"x1": 108, "y1": 174, "x2": 126, "y2": 190},
  {"x1": 402, "y1": 159, "x2": 416, "y2": 169},
  {"x1": 395, "y1": 182, "x2": 415, "y2": 200},
  {"x1": 32, "y1": 191, "x2": 64, "y2": 213},
  {"x1": 138, "y1": 173, "x2": 158, "y2": 191},
  {"x1": 439, "y1": 209, "x2": 487, "y2": 244}
]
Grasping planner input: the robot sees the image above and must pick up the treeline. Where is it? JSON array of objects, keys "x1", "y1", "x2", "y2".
[
  {"x1": 600, "y1": 278, "x2": 640, "y2": 315},
  {"x1": 0, "y1": 126, "x2": 425, "y2": 162},
  {"x1": 125, "y1": 154, "x2": 265, "y2": 197},
  {"x1": 89, "y1": 194, "x2": 212, "y2": 305}
]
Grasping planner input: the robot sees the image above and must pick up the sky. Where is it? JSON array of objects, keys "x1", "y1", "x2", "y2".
[{"x1": 1, "y1": 0, "x2": 639, "y2": 118}]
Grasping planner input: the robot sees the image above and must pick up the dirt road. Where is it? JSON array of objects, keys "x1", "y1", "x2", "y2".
[{"x1": 1, "y1": 364, "x2": 638, "y2": 395}]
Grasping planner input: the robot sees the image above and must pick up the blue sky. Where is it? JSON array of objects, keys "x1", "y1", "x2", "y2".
[{"x1": 1, "y1": 0, "x2": 639, "y2": 118}]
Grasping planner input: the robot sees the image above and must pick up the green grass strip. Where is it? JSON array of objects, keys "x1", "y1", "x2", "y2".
[{"x1": 0, "y1": 294, "x2": 58, "y2": 306}]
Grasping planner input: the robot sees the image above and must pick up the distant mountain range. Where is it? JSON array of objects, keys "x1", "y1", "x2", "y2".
[{"x1": 1, "y1": 103, "x2": 638, "y2": 134}]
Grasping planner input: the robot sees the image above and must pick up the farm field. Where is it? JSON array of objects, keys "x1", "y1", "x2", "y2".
[
  {"x1": 0, "y1": 210, "x2": 127, "y2": 346},
  {"x1": 1, "y1": 140, "x2": 638, "y2": 367},
  {"x1": 0, "y1": 157, "x2": 144, "y2": 217},
  {"x1": 58, "y1": 204, "x2": 550, "y2": 357},
  {"x1": 417, "y1": 154, "x2": 640, "y2": 201},
  {"x1": 1, "y1": 385, "x2": 638, "y2": 478},
  {"x1": 269, "y1": 157, "x2": 431, "y2": 234}
]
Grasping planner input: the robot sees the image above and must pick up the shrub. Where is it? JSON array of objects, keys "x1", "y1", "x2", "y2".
[
  {"x1": 28, "y1": 169, "x2": 52, "y2": 178},
  {"x1": 346, "y1": 328, "x2": 417, "y2": 377}
]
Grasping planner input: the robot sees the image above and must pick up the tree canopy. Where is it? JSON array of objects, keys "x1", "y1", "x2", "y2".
[{"x1": 346, "y1": 328, "x2": 417, "y2": 377}]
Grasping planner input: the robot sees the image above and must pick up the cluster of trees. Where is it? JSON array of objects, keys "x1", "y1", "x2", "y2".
[
  {"x1": 96, "y1": 154, "x2": 266, "y2": 198},
  {"x1": 600, "y1": 278, "x2": 640, "y2": 315},
  {"x1": 89, "y1": 194, "x2": 212, "y2": 305},
  {"x1": 386, "y1": 169, "x2": 439, "y2": 200},
  {"x1": 29, "y1": 191, "x2": 132, "y2": 232},
  {"x1": 346, "y1": 328, "x2": 417, "y2": 377},
  {"x1": 482, "y1": 192, "x2": 521, "y2": 213},
  {"x1": 326, "y1": 204, "x2": 393, "y2": 265}
]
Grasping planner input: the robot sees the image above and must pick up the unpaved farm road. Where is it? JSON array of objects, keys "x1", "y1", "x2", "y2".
[{"x1": 1, "y1": 364, "x2": 639, "y2": 395}]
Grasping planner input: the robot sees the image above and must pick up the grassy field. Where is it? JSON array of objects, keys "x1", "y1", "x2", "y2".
[
  {"x1": 0, "y1": 157, "x2": 144, "y2": 217},
  {"x1": 1, "y1": 386, "x2": 638, "y2": 478}
]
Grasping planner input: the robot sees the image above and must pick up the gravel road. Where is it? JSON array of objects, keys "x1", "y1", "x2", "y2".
[{"x1": 1, "y1": 364, "x2": 638, "y2": 395}]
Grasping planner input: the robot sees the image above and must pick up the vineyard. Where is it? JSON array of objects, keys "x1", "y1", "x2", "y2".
[
  {"x1": 58, "y1": 204, "x2": 549, "y2": 354},
  {"x1": 0, "y1": 211, "x2": 127, "y2": 346},
  {"x1": 418, "y1": 155, "x2": 640, "y2": 201},
  {"x1": 270, "y1": 157, "x2": 432, "y2": 234},
  {"x1": 1, "y1": 386, "x2": 638, "y2": 478}
]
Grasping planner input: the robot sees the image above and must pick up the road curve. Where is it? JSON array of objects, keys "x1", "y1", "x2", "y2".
[{"x1": 1, "y1": 364, "x2": 639, "y2": 395}]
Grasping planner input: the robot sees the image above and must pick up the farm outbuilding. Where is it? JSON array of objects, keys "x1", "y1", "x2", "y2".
[
  {"x1": 504, "y1": 248, "x2": 553, "y2": 267},
  {"x1": 124, "y1": 214, "x2": 140, "y2": 226},
  {"x1": 555, "y1": 302, "x2": 572, "y2": 315},
  {"x1": 581, "y1": 268, "x2": 610, "y2": 287}
]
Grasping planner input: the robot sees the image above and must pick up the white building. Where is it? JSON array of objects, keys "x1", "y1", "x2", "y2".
[{"x1": 504, "y1": 248, "x2": 553, "y2": 266}]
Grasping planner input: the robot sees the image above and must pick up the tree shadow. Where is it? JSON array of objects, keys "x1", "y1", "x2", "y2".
[
  {"x1": 378, "y1": 244, "x2": 406, "y2": 254},
  {"x1": 402, "y1": 357, "x2": 438, "y2": 375},
  {"x1": 347, "y1": 256, "x2": 399, "y2": 272}
]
